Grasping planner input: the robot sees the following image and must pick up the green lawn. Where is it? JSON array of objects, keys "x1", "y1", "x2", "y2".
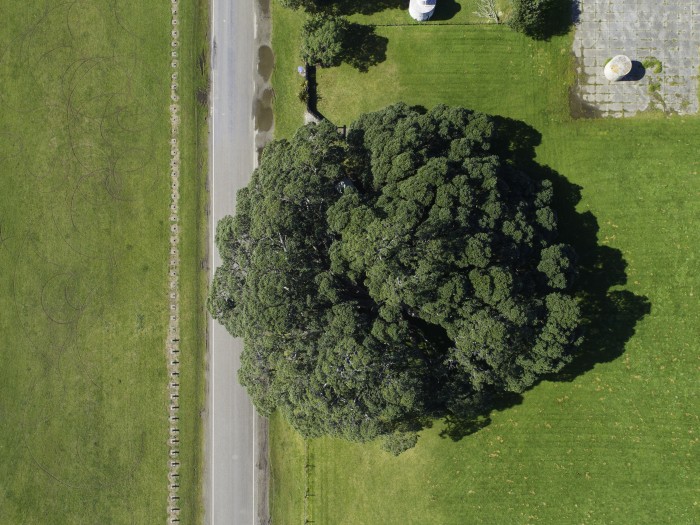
[
  {"x1": 316, "y1": 25, "x2": 573, "y2": 129},
  {"x1": 274, "y1": 17, "x2": 574, "y2": 145},
  {"x1": 269, "y1": 2, "x2": 699, "y2": 524},
  {"x1": 173, "y1": 0, "x2": 210, "y2": 523},
  {"x1": 349, "y1": 0, "x2": 511, "y2": 26},
  {"x1": 0, "y1": 2, "x2": 206, "y2": 523},
  {"x1": 271, "y1": 5, "x2": 307, "y2": 138}
]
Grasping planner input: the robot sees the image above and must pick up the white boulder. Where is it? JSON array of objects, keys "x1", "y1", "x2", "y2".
[{"x1": 604, "y1": 55, "x2": 632, "y2": 81}]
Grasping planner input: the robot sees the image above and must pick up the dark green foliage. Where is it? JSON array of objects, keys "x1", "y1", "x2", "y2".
[
  {"x1": 508, "y1": 0, "x2": 572, "y2": 40},
  {"x1": 538, "y1": 243, "x2": 577, "y2": 289},
  {"x1": 298, "y1": 80, "x2": 309, "y2": 103},
  {"x1": 280, "y1": 0, "x2": 405, "y2": 16},
  {"x1": 299, "y1": 15, "x2": 388, "y2": 72},
  {"x1": 209, "y1": 103, "x2": 583, "y2": 451},
  {"x1": 300, "y1": 15, "x2": 349, "y2": 68},
  {"x1": 641, "y1": 57, "x2": 662, "y2": 74},
  {"x1": 381, "y1": 431, "x2": 419, "y2": 456},
  {"x1": 279, "y1": 0, "x2": 316, "y2": 10}
]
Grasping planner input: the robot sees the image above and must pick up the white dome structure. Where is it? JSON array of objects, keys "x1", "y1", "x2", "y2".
[{"x1": 409, "y1": 0, "x2": 436, "y2": 21}]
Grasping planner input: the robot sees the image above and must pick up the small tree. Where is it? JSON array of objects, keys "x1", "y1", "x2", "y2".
[
  {"x1": 474, "y1": 0, "x2": 500, "y2": 23},
  {"x1": 381, "y1": 432, "x2": 419, "y2": 456},
  {"x1": 298, "y1": 80, "x2": 309, "y2": 103},
  {"x1": 280, "y1": 0, "x2": 317, "y2": 10},
  {"x1": 508, "y1": 0, "x2": 571, "y2": 39},
  {"x1": 300, "y1": 14, "x2": 349, "y2": 68}
]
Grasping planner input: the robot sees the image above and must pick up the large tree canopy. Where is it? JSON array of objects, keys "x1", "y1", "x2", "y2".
[{"x1": 209, "y1": 104, "x2": 582, "y2": 452}]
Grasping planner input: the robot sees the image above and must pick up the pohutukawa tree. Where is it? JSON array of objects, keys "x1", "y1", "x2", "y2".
[{"x1": 209, "y1": 103, "x2": 582, "y2": 453}]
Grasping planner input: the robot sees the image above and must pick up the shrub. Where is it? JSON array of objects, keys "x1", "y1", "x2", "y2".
[
  {"x1": 299, "y1": 14, "x2": 349, "y2": 68},
  {"x1": 508, "y1": 0, "x2": 572, "y2": 39}
]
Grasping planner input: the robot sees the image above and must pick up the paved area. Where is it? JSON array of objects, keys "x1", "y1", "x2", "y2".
[
  {"x1": 572, "y1": 0, "x2": 700, "y2": 116},
  {"x1": 207, "y1": 0, "x2": 271, "y2": 523},
  {"x1": 207, "y1": 0, "x2": 272, "y2": 521}
]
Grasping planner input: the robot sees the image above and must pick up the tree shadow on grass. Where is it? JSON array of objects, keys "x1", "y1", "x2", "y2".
[
  {"x1": 430, "y1": 0, "x2": 461, "y2": 21},
  {"x1": 515, "y1": 0, "x2": 575, "y2": 41},
  {"x1": 304, "y1": 64, "x2": 325, "y2": 121},
  {"x1": 541, "y1": 0, "x2": 575, "y2": 39},
  {"x1": 439, "y1": 116, "x2": 650, "y2": 442},
  {"x1": 312, "y1": 0, "x2": 408, "y2": 15},
  {"x1": 344, "y1": 23, "x2": 388, "y2": 72}
]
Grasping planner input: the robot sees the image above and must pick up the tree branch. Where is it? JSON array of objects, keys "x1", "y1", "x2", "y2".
[{"x1": 473, "y1": 0, "x2": 500, "y2": 23}]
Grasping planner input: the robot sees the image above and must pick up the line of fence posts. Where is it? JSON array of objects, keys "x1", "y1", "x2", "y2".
[{"x1": 303, "y1": 440, "x2": 313, "y2": 524}]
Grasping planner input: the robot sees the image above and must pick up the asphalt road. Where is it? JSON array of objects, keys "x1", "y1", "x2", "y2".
[{"x1": 207, "y1": 0, "x2": 257, "y2": 523}]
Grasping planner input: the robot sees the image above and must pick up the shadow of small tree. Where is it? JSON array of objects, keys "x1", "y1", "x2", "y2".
[
  {"x1": 343, "y1": 24, "x2": 388, "y2": 72},
  {"x1": 439, "y1": 116, "x2": 651, "y2": 442}
]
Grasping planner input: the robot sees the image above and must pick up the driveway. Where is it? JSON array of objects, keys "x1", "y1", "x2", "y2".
[{"x1": 572, "y1": 0, "x2": 700, "y2": 116}]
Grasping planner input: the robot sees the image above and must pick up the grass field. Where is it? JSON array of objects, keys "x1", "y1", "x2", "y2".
[
  {"x1": 0, "y1": 2, "x2": 206, "y2": 523},
  {"x1": 316, "y1": 25, "x2": 573, "y2": 128},
  {"x1": 271, "y1": 5, "x2": 306, "y2": 139},
  {"x1": 349, "y1": 0, "x2": 512, "y2": 26},
  {"x1": 269, "y1": 2, "x2": 699, "y2": 524},
  {"x1": 172, "y1": 0, "x2": 210, "y2": 522}
]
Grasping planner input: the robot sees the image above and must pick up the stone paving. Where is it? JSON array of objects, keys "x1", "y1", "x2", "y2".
[{"x1": 572, "y1": 0, "x2": 700, "y2": 117}]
